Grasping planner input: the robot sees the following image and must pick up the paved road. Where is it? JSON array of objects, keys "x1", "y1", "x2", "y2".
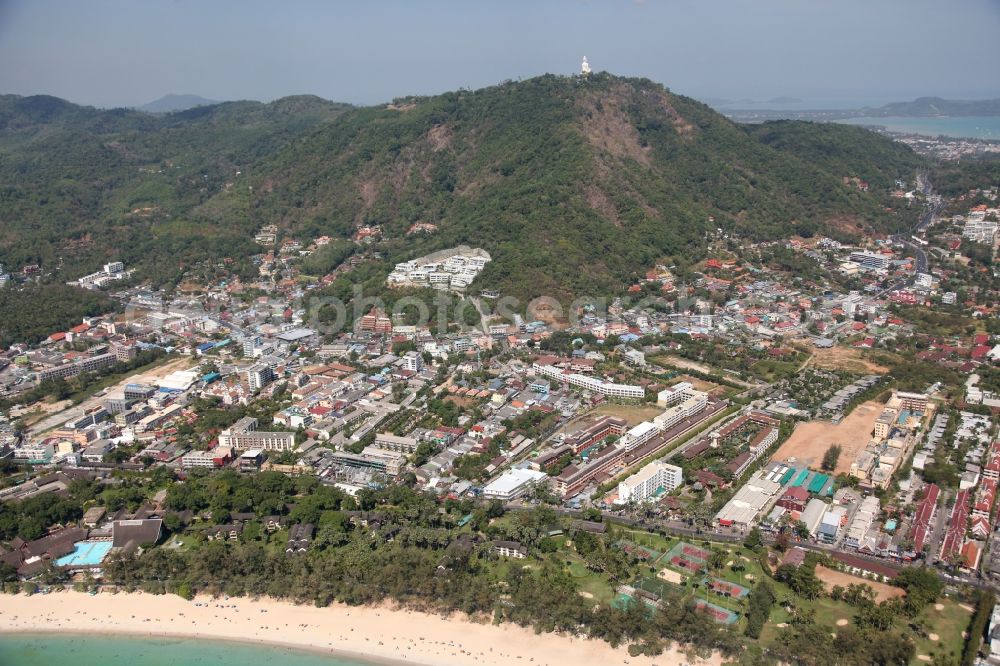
[{"x1": 878, "y1": 176, "x2": 942, "y2": 297}]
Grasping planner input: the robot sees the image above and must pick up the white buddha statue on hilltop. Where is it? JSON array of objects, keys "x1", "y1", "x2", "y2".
[{"x1": 581, "y1": 56, "x2": 591, "y2": 75}]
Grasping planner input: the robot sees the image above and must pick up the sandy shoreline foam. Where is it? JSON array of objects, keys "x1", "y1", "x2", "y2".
[
  {"x1": 0, "y1": 591, "x2": 720, "y2": 666},
  {"x1": 0, "y1": 627, "x2": 410, "y2": 666}
]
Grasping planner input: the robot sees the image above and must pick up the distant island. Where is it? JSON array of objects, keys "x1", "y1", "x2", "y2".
[
  {"x1": 860, "y1": 97, "x2": 1000, "y2": 118},
  {"x1": 719, "y1": 96, "x2": 1000, "y2": 122},
  {"x1": 138, "y1": 93, "x2": 220, "y2": 113}
]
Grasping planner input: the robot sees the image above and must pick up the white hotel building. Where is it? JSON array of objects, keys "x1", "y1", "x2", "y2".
[
  {"x1": 532, "y1": 363, "x2": 644, "y2": 399},
  {"x1": 963, "y1": 213, "x2": 998, "y2": 244},
  {"x1": 617, "y1": 461, "x2": 683, "y2": 503},
  {"x1": 653, "y1": 392, "x2": 709, "y2": 431},
  {"x1": 621, "y1": 420, "x2": 660, "y2": 451},
  {"x1": 657, "y1": 382, "x2": 694, "y2": 407},
  {"x1": 848, "y1": 251, "x2": 890, "y2": 271},
  {"x1": 387, "y1": 248, "x2": 491, "y2": 292}
]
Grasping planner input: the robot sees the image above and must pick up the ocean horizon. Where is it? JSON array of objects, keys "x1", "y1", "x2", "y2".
[
  {"x1": 834, "y1": 115, "x2": 1000, "y2": 140},
  {"x1": 0, "y1": 633, "x2": 389, "y2": 666}
]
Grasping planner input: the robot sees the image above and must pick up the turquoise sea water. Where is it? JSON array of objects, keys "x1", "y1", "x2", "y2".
[
  {"x1": 834, "y1": 116, "x2": 1000, "y2": 140},
  {"x1": 0, "y1": 633, "x2": 378, "y2": 666}
]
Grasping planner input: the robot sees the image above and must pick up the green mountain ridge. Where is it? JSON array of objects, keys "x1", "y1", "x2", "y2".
[{"x1": 0, "y1": 74, "x2": 925, "y2": 303}]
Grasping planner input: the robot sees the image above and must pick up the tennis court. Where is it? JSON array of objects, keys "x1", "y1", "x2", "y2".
[
  {"x1": 55, "y1": 540, "x2": 113, "y2": 567},
  {"x1": 633, "y1": 575, "x2": 681, "y2": 601},
  {"x1": 705, "y1": 576, "x2": 750, "y2": 599},
  {"x1": 662, "y1": 541, "x2": 710, "y2": 574},
  {"x1": 693, "y1": 599, "x2": 740, "y2": 624},
  {"x1": 615, "y1": 539, "x2": 661, "y2": 562}
]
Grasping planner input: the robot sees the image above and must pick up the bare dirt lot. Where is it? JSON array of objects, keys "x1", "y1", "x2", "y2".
[
  {"x1": 815, "y1": 565, "x2": 905, "y2": 603},
  {"x1": 770, "y1": 401, "x2": 882, "y2": 474},
  {"x1": 675, "y1": 374, "x2": 727, "y2": 397},
  {"x1": 807, "y1": 346, "x2": 890, "y2": 374},
  {"x1": 444, "y1": 395, "x2": 479, "y2": 408},
  {"x1": 131, "y1": 356, "x2": 195, "y2": 382},
  {"x1": 649, "y1": 354, "x2": 753, "y2": 388},
  {"x1": 27, "y1": 356, "x2": 195, "y2": 436},
  {"x1": 650, "y1": 354, "x2": 716, "y2": 375},
  {"x1": 657, "y1": 568, "x2": 685, "y2": 584}
]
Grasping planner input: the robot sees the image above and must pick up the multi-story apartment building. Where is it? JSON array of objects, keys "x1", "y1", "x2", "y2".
[
  {"x1": 621, "y1": 421, "x2": 659, "y2": 452},
  {"x1": 848, "y1": 251, "x2": 890, "y2": 271},
  {"x1": 532, "y1": 363, "x2": 644, "y2": 399},
  {"x1": 245, "y1": 364, "x2": 275, "y2": 391},
  {"x1": 555, "y1": 443, "x2": 628, "y2": 497},
  {"x1": 963, "y1": 215, "x2": 998, "y2": 244},
  {"x1": 653, "y1": 392, "x2": 708, "y2": 431},
  {"x1": 874, "y1": 409, "x2": 897, "y2": 440},
  {"x1": 657, "y1": 381, "x2": 693, "y2": 407},
  {"x1": 373, "y1": 432, "x2": 419, "y2": 453},
  {"x1": 895, "y1": 391, "x2": 928, "y2": 413},
  {"x1": 330, "y1": 447, "x2": 405, "y2": 477},
  {"x1": 112, "y1": 343, "x2": 136, "y2": 362},
  {"x1": 37, "y1": 353, "x2": 116, "y2": 382},
  {"x1": 359, "y1": 309, "x2": 392, "y2": 334},
  {"x1": 617, "y1": 461, "x2": 683, "y2": 503},
  {"x1": 401, "y1": 351, "x2": 423, "y2": 372},
  {"x1": 219, "y1": 417, "x2": 296, "y2": 452}
]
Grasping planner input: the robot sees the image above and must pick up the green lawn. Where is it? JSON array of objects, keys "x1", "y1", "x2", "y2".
[
  {"x1": 757, "y1": 585, "x2": 858, "y2": 646},
  {"x1": 750, "y1": 359, "x2": 799, "y2": 383},
  {"x1": 611, "y1": 527, "x2": 678, "y2": 557},
  {"x1": 556, "y1": 547, "x2": 616, "y2": 604},
  {"x1": 263, "y1": 528, "x2": 289, "y2": 556},
  {"x1": 163, "y1": 533, "x2": 199, "y2": 552},
  {"x1": 912, "y1": 597, "x2": 971, "y2": 663},
  {"x1": 757, "y1": 573, "x2": 971, "y2": 665}
]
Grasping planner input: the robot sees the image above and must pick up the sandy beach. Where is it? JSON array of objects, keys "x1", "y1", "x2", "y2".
[{"x1": 0, "y1": 591, "x2": 720, "y2": 666}]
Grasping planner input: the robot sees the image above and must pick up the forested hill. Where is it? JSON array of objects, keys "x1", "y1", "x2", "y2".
[
  {"x1": 206, "y1": 74, "x2": 924, "y2": 300},
  {"x1": 0, "y1": 94, "x2": 353, "y2": 287},
  {"x1": 0, "y1": 74, "x2": 924, "y2": 301}
]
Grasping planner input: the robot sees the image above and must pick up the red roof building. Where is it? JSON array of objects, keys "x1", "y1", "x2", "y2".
[
  {"x1": 972, "y1": 345, "x2": 991, "y2": 360},
  {"x1": 961, "y1": 541, "x2": 982, "y2": 570},
  {"x1": 910, "y1": 483, "x2": 940, "y2": 555},
  {"x1": 939, "y1": 489, "x2": 971, "y2": 562},
  {"x1": 777, "y1": 486, "x2": 809, "y2": 512}
]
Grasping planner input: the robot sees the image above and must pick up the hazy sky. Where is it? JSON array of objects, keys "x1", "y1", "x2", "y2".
[{"x1": 1, "y1": 0, "x2": 998, "y2": 108}]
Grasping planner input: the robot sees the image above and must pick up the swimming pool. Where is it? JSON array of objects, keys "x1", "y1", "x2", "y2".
[{"x1": 55, "y1": 540, "x2": 113, "y2": 567}]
